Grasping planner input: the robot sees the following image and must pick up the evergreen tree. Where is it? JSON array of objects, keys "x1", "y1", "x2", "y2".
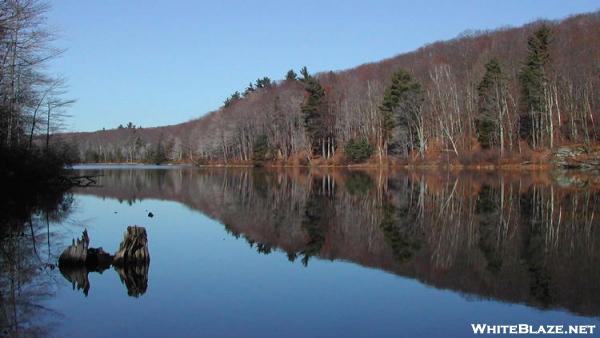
[
  {"x1": 300, "y1": 67, "x2": 327, "y2": 156},
  {"x1": 152, "y1": 136, "x2": 168, "y2": 164},
  {"x1": 224, "y1": 91, "x2": 242, "y2": 108},
  {"x1": 519, "y1": 25, "x2": 553, "y2": 148},
  {"x1": 285, "y1": 69, "x2": 298, "y2": 81},
  {"x1": 244, "y1": 82, "x2": 255, "y2": 96},
  {"x1": 477, "y1": 58, "x2": 508, "y2": 151},
  {"x1": 255, "y1": 77, "x2": 272, "y2": 89},
  {"x1": 345, "y1": 138, "x2": 374, "y2": 163},
  {"x1": 299, "y1": 66, "x2": 310, "y2": 82},
  {"x1": 379, "y1": 69, "x2": 425, "y2": 158},
  {"x1": 252, "y1": 134, "x2": 269, "y2": 162}
]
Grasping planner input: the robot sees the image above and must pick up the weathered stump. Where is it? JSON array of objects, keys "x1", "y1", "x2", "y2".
[
  {"x1": 58, "y1": 229, "x2": 113, "y2": 269},
  {"x1": 58, "y1": 226, "x2": 150, "y2": 296},
  {"x1": 58, "y1": 230, "x2": 90, "y2": 265},
  {"x1": 113, "y1": 226, "x2": 150, "y2": 266}
]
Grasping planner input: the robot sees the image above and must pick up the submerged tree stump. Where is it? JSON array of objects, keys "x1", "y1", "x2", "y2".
[
  {"x1": 113, "y1": 226, "x2": 150, "y2": 266},
  {"x1": 58, "y1": 229, "x2": 113, "y2": 268},
  {"x1": 58, "y1": 230, "x2": 90, "y2": 265},
  {"x1": 58, "y1": 226, "x2": 150, "y2": 296}
]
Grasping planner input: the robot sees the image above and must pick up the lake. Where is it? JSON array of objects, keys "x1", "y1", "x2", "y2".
[{"x1": 2, "y1": 166, "x2": 600, "y2": 337}]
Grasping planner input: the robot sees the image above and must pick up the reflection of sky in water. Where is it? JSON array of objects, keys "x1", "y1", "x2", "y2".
[{"x1": 43, "y1": 191, "x2": 600, "y2": 338}]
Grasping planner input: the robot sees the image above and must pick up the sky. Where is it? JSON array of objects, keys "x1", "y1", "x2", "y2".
[{"x1": 46, "y1": 0, "x2": 600, "y2": 132}]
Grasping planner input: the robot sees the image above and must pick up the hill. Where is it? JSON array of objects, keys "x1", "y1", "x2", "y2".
[{"x1": 59, "y1": 11, "x2": 600, "y2": 166}]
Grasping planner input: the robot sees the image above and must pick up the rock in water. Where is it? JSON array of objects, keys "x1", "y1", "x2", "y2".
[
  {"x1": 59, "y1": 229, "x2": 90, "y2": 265},
  {"x1": 113, "y1": 226, "x2": 150, "y2": 266}
]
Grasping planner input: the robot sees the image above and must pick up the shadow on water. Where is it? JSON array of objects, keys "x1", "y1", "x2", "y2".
[{"x1": 72, "y1": 167, "x2": 600, "y2": 318}]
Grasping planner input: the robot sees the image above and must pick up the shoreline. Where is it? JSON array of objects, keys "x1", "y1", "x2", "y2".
[{"x1": 70, "y1": 162, "x2": 596, "y2": 171}]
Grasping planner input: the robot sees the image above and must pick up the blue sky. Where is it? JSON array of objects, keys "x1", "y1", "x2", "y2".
[{"x1": 47, "y1": 0, "x2": 599, "y2": 132}]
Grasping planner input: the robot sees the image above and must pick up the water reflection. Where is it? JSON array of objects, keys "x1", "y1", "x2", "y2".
[
  {"x1": 0, "y1": 190, "x2": 74, "y2": 337},
  {"x1": 72, "y1": 167, "x2": 600, "y2": 318},
  {"x1": 58, "y1": 227, "x2": 150, "y2": 298}
]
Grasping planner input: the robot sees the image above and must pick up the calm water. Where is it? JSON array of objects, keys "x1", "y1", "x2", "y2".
[{"x1": 2, "y1": 166, "x2": 600, "y2": 337}]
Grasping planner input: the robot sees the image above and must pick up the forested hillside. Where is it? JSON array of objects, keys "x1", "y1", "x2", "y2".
[{"x1": 61, "y1": 11, "x2": 600, "y2": 166}]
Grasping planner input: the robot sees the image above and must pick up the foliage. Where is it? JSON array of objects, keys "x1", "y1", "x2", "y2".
[
  {"x1": 255, "y1": 77, "x2": 272, "y2": 89},
  {"x1": 223, "y1": 91, "x2": 242, "y2": 107},
  {"x1": 380, "y1": 69, "x2": 425, "y2": 155},
  {"x1": 519, "y1": 25, "x2": 553, "y2": 147},
  {"x1": 300, "y1": 67, "x2": 328, "y2": 153},
  {"x1": 150, "y1": 136, "x2": 170, "y2": 164},
  {"x1": 345, "y1": 138, "x2": 374, "y2": 163},
  {"x1": 0, "y1": 0, "x2": 74, "y2": 190},
  {"x1": 244, "y1": 82, "x2": 255, "y2": 96},
  {"x1": 285, "y1": 69, "x2": 298, "y2": 81},
  {"x1": 477, "y1": 59, "x2": 506, "y2": 148},
  {"x1": 252, "y1": 134, "x2": 270, "y2": 162},
  {"x1": 0, "y1": 143, "x2": 75, "y2": 196}
]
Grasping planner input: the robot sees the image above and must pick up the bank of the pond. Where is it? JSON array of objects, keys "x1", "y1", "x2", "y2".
[{"x1": 73, "y1": 145, "x2": 600, "y2": 171}]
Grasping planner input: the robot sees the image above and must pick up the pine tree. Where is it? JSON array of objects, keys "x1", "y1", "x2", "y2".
[
  {"x1": 285, "y1": 69, "x2": 297, "y2": 81},
  {"x1": 244, "y1": 82, "x2": 255, "y2": 96},
  {"x1": 299, "y1": 66, "x2": 310, "y2": 82},
  {"x1": 152, "y1": 136, "x2": 168, "y2": 164},
  {"x1": 519, "y1": 25, "x2": 553, "y2": 148},
  {"x1": 255, "y1": 77, "x2": 272, "y2": 89},
  {"x1": 300, "y1": 67, "x2": 328, "y2": 157},
  {"x1": 477, "y1": 58, "x2": 508, "y2": 153},
  {"x1": 224, "y1": 91, "x2": 242, "y2": 108},
  {"x1": 252, "y1": 134, "x2": 269, "y2": 162},
  {"x1": 379, "y1": 69, "x2": 425, "y2": 158}
]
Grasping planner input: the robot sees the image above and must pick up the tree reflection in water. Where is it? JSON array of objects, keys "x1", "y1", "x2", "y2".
[
  {"x1": 0, "y1": 191, "x2": 73, "y2": 337},
  {"x1": 72, "y1": 168, "x2": 600, "y2": 317},
  {"x1": 0, "y1": 167, "x2": 590, "y2": 329}
]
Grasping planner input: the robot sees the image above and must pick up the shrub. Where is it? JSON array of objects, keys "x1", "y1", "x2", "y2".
[{"x1": 345, "y1": 138, "x2": 374, "y2": 163}]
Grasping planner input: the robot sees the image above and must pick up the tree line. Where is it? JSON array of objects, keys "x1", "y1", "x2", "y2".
[
  {"x1": 68, "y1": 11, "x2": 600, "y2": 166},
  {"x1": 0, "y1": 0, "x2": 74, "y2": 188}
]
